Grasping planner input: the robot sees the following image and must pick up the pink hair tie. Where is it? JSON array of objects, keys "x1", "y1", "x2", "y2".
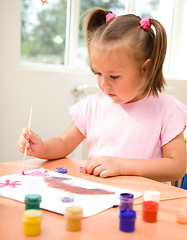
[
  {"x1": 140, "y1": 16, "x2": 151, "y2": 30},
  {"x1": 106, "y1": 13, "x2": 116, "y2": 23}
]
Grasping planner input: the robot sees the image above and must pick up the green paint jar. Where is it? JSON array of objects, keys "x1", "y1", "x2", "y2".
[{"x1": 25, "y1": 194, "x2": 42, "y2": 210}]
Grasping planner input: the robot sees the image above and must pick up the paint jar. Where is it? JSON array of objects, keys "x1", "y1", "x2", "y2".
[
  {"x1": 142, "y1": 191, "x2": 160, "y2": 223},
  {"x1": 119, "y1": 193, "x2": 134, "y2": 210},
  {"x1": 23, "y1": 209, "x2": 43, "y2": 236},
  {"x1": 142, "y1": 201, "x2": 158, "y2": 223},
  {"x1": 65, "y1": 206, "x2": 83, "y2": 231},
  {"x1": 25, "y1": 194, "x2": 42, "y2": 210},
  {"x1": 119, "y1": 209, "x2": 136, "y2": 232}
]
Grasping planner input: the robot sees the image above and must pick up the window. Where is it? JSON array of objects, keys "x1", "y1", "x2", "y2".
[
  {"x1": 21, "y1": 0, "x2": 126, "y2": 66},
  {"x1": 21, "y1": 0, "x2": 67, "y2": 65},
  {"x1": 21, "y1": 0, "x2": 187, "y2": 79},
  {"x1": 171, "y1": 0, "x2": 187, "y2": 80}
]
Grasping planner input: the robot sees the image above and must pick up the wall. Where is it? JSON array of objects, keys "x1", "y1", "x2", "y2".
[
  {"x1": 0, "y1": 0, "x2": 96, "y2": 162},
  {"x1": 0, "y1": 0, "x2": 187, "y2": 162}
]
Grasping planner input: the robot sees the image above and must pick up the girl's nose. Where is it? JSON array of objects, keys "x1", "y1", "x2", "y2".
[{"x1": 100, "y1": 77, "x2": 110, "y2": 89}]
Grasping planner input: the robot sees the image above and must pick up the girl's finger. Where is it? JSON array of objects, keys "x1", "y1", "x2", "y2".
[
  {"x1": 21, "y1": 127, "x2": 29, "y2": 138},
  {"x1": 25, "y1": 142, "x2": 30, "y2": 149}
]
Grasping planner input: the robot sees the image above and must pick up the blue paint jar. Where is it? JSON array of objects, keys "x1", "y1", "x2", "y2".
[
  {"x1": 119, "y1": 209, "x2": 136, "y2": 232},
  {"x1": 119, "y1": 193, "x2": 134, "y2": 210}
]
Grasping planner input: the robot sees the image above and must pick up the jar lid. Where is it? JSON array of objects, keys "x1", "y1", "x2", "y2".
[
  {"x1": 65, "y1": 206, "x2": 83, "y2": 217},
  {"x1": 176, "y1": 211, "x2": 187, "y2": 224},
  {"x1": 55, "y1": 167, "x2": 68, "y2": 173},
  {"x1": 23, "y1": 209, "x2": 43, "y2": 223},
  {"x1": 60, "y1": 195, "x2": 74, "y2": 203},
  {"x1": 144, "y1": 191, "x2": 160, "y2": 202},
  {"x1": 25, "y1": 194, "x2": 42, "y2": 204},
  {"x1": 120, "y1": 193, "x2": 134, "y2": 201}
]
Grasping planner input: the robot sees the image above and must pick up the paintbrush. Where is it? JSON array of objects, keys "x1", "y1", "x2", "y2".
[{"x1": 22, "y1": 106, "x2": 33, "y2": 175}]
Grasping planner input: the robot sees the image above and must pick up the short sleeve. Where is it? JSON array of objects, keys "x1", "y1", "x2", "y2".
[
  {"x1": 161, "y1": 96, "x2": 187, "y2": 146},
  {"x1": 69, "y1": 97, "x2": 89, "y2": 137}
]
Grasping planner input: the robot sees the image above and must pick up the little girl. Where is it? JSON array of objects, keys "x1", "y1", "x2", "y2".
[{"x1": 18, "y1": 8, "x2": 187, "y2": 182}]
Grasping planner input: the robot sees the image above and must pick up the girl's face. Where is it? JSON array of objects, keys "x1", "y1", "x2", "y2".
[{"x1": 90, "y1": 48, "x2": 147, "y2": 104}]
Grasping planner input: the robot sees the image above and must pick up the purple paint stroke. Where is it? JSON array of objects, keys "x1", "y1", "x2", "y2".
[{"x1": 44, "y1": 176, "x2": 115, "y2": 195}]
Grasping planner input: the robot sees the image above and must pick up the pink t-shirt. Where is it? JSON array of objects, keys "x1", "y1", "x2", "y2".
[{"x1": 69, "y1": 92, "x2": 187, "y2": 160}]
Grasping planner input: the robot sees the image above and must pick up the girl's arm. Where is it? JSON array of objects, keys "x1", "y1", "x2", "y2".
[
  {"x1": 84, "y1": 132, "x2": 186, "y2": 182},
  {"x1": 41, "y1": 122, "x2": 85, "y2": 160},
  {"x1": 18, "y1": 122, "x2": 85, "y2": 160}
]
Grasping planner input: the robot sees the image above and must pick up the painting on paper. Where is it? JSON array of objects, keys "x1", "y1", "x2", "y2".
[{"x1": 0, "y1": 168, "x2": 142, "y2": 217}]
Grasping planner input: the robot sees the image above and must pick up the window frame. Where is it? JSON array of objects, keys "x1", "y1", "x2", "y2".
[{"x1": 65, "y1": 0, "x2": 81, "y2": 66}]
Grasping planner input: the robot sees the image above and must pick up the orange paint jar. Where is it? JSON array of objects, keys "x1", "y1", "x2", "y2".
[
  {"x1": 65, "y1": 206, "x2": 83, "y2": 231},
  {"x1": 142, "y1": 201, "x2": 158, "y2": 223}
]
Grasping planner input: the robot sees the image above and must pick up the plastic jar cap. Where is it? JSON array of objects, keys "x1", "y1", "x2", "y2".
[
  {"x1": 176, "y1": 211, "x2": 187, "y2": 224},
  {"x1": 23, "y1": 210, "x2": 43, "y2": 223},
  {"x1": 120, "y1": 193, "x2": 134, "y2": 200},
  {"x1": 60, "y1": 195, "x2": 74, "y2": 203},
  {"x1": 120, "y1": 209, "x2": 136, "y2": 220},
  {"x1": 65, "y1": 206, "x2": 83, "y2": 217},
  {"x1": 55, "y1": 167, "x2": 68, "y2": 173},
  {"x1": 144, "y1": 191, "x2": 160, "y2": 202},
  {"x1": 25, "y1": 194, "x2": 42, "y2": 203}
]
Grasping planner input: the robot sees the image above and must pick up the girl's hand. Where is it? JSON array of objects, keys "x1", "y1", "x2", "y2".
[
  {"x1": 17, "y1": 127, "x2": 45, "y2": 158},
  {"x1": 84, "y1": 156, "x2": 124, "y2": 178}
]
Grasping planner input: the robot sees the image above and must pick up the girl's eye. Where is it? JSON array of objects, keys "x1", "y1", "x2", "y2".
[
  {"x1": 110, "y1": 75, "x2": 120, "y2": 79},
  {"x1": 94, "y1": 72, "x2": 102, "y2": 76}
]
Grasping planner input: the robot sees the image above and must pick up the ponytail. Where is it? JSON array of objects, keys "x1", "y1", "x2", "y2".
[
  {"x1": 83, "y1": 8, "x2": 111, "y2": 53},
  {"x1": 143, "y1": 19, "x2": 167, "y2": 96}
]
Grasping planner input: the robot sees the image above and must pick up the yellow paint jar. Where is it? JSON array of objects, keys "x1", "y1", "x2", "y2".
[
  {"x1": 23, "y1": 209, "x2": 43, "y2": 236},
  {"x1": 65, "y1": 206, "x2": 83, "y2": 231}
]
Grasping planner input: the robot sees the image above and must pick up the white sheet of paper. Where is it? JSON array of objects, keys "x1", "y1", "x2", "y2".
[{"x1": 0, "y1": 168, "x2": 142, "y2": 217}]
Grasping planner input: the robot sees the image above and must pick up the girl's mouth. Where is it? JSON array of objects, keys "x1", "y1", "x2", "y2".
[{"x1": 108, "y1": 93, "x2": 116, "y2": 98}]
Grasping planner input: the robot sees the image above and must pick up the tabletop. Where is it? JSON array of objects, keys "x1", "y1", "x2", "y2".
[{"x1": 0, "y1": 157, "x2": 187, "y2": 240}]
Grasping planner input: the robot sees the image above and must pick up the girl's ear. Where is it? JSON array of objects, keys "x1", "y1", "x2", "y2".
[{"x1": 142, "y1": 59, "x2": 150, "y2": 73}]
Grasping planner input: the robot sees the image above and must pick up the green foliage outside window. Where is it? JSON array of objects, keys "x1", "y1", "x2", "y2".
[{"x1": 21, "y1": 0, "x2": 67, "y2": 64}]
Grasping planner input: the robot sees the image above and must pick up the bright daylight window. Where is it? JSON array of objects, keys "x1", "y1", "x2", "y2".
[
  {"x1": 21, "y1": 0, "x2": 187, "y2": 80},
  {"x1": 21, "y1": 0, "x2": 67, "y2": 65},
  {"x1": 174, "y1": 0, "x2": 187, "y2": 80},
  {"x1": 21, "y1": 0, "x2": 127, "y2": 66}
]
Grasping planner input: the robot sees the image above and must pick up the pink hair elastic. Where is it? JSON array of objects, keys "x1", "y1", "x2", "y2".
[
  {"x1": 106, "y1": 13, "x2": 116, "y2": 23},
  {"x1": 80, "y1": 166, "x2": 84, "y2": 173},
  {"x1": 140, "y1": 16, "x2": 151, "y2": 30}
]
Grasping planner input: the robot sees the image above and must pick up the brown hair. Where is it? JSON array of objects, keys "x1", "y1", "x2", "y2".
[{"x1": 83, "y1": 8, "x2": 167, "y2": 97}]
